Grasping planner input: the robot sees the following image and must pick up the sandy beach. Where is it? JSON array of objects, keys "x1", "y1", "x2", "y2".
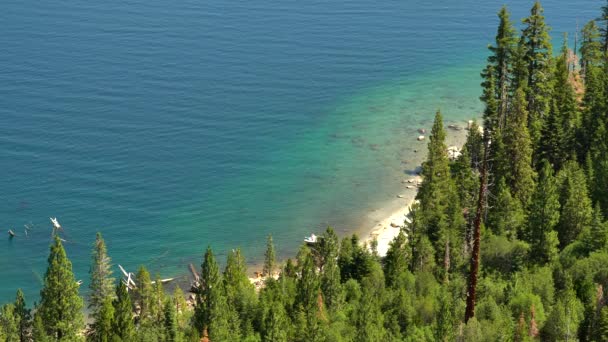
[
  {"x1": 362, "y1": 186, "x2": 418, "y2": 256},
  {"x1": 360, "y1": 121, "x2": 472, "y2": 257}
]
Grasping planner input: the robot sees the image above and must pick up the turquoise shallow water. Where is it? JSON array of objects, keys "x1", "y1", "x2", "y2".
[{"x1": 0, "y1": 0, "x2": 600, "y2": 301}]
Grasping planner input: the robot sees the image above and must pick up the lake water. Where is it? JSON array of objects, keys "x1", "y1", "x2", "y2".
[{"x1": 0, "y1": 0, "x2": 600, "y2": 301}]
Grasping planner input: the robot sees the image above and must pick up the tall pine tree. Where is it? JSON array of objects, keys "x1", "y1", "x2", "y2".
[
  {"x1": 520, "y1": 1, "x2": 554, "y2": 149},
  {"x1": 37, "y1": 236, "x2": 84, "y2": 340},
  {"x1": 88, "y1": 232, "x2": 116, "y2": 334}
]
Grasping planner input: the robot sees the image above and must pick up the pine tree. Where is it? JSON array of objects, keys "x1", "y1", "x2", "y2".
[
  {"x1": 539, "y1": 39, "x2": 579, "y2": 169},
  {"x1": 525, "y1": 160, "x2": 560, "y2": 264},
  {"x1": 32, "y1": 313, "x2": 49, "y2": 342},
  {"x1": 14, "y1": 289, "x2": 31, "y2": 342},
  {"x1": 319, "y1": 227, "x2": 341, "y2": 309},
  {"x1": 489, "y1": 6, "x2": 518, "y2": 130},
  {"x1": 580, "y1": 20, "x2": 603, "y2": 75},
  {"x1": 417, "y1": 110, "x2": 452, "y2": 248},
  {"x1": 383, "y1": 231, "x2": 410, "y2": 288},
  {"x1": 354, "y1": 286, "x2": 386, "y2": 342},
  {"x1": 599, "y1": 0, "x2": 608, "y2": 53},
  {"x1": 91, "y1": 297, "x2": 114, "y2": 342},
  {"x1": 133, "y1": 266, "x2": 154, "y2": 325},
  {"x1": 502, "y1": 86, "x2": 537, "y2": 206},
  {"x1": 112, "y1": 283, "x2": 135, "y2": 341},
  {"x1": 520, "y1": 1, "x2": 554, "y2": 148},
  {"x1": 580, "y1": 20, "x2": 606, "y2": 155},
  {"x1": 599, "y1": 305, "x2": 608, "y2": 342},
  {"x1": 223, "y1": 248, "x2": 255, "y2": 336},
  {"x1": 263, "y1": 235, "x2": 276, "y2": 277},
  {"x1": 487, "y1": 178, "x2": 525, "y2": 238},
  {"x1": 580, "y1": 203, "x2": 608, "y2": 254},
  {"x1": 0, "y1": 303, "x2": 19, "y2": 342},
  {"x1": 435, "y1": 291, "x2": 454, "y2": 342},
  {"x1": 164, "y1": 298, "x2": 178, "y2": 342},
  {"x1": 194, "y1": 246, "x2": 236, "y2": 341},
  {"x1": 89, "y1": 233, "x2": 116, "y2": 332},
  {"x1": 556, "y1": 161, "x2": 593, "y2": 248},
  {"x1": 37, "y1": 236, "x2": 84, "y2": 340},
  {"x1": 262, "y1": 301, "x2": 288, "y2": 342}
]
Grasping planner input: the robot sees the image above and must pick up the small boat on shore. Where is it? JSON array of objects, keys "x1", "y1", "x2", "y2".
[{"x1": 304, "y1": 233, "x2": 318, "y2": 244}]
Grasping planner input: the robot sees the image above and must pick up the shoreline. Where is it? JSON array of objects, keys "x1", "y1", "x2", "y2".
[
  {"x1": 249, "y1": 119, "x2": 472, "y2": 287},
  {"x1": 359, "y1": 120, "x2": 471, "y2": 257}
]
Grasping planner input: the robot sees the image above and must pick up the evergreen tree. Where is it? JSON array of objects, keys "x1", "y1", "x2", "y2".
[
  {"x1": 486, "y1": 178, "x2": 525, "y2": 238},
  {"x1": 542, "y1": 287, "x2": 584, "y2": 341},
  {"x1": 0, "y1": 303, "x2": 19, "y2": 342},
  {"x1": 599, "y1": 305, "x2": 608, "y2": 342},
  {"x1": 194, "y1": 246, "x2": 236, "y2": 341},
  {"x1": 14, "y1": 289, "x2": 31, "y2": 342},
  {"x1": 353, "y1": 286, "x2": 386, "y2": 342},
  {"x1": 88, "y1": 233, "x2": 116, "y2": 334},
  {"x1": 112, "y1": 283, "x2": 135, "y2": 341},
  {"x1": 417, "y1": 111, "x2": 453, "y2": 249},
  {"x1": 580, "y1": 20, "x2": 603, "y2": 75},
  {"x1": 599, "y1": 0, "x2": 608, "y2": 53},
  {"x1": 37, "y1": 236, "x2": 84, "y2": 340},
  {"x1": 319, "y1": 227, "x2": 342, "y2": 309},
  {"x1": 263, "y1": 235, "x2": 276, "y2": 277},
  {"x1": 502, "y1": 86, "x2": 537, "y2": 206},
  {"x1": 580, "y1": 20, "x2": 606, "y2": 155},
  {"x1": 133, "y1": 266, "x2": 154, "y2": 325},
  {"x1": 540, "y1": 39, "x2": 579, "y2": 169},
  {"x1": 383, "y1": 231, "x2": 410, "y2": 288},
  {"x1": 32, "y1": 313, "x2": 49, "y2": 342},
  {"x1": 488, "y1": 6, "x2": 518, "y2": 130},
  {"x1": 435, "y1": 291, "x2": 454, "y2": 342},
  {"x1": 163, "y1": 298, "x2": 178, "y2": 342},
  {"x1": 556, "y1": 161, "x2": 593, "y2": 247},
  {"x1": 262, "y1": 301, "x2": 288, "y2": 342},
  {"x1": 223, "y1": 248, "x2": 255, "y2": 336},
  {"x1": 520, "y1": 1, "x2": 554, "y2": 148},
  {"x1": 525, "y1": 160, "x2": 560, "y2": 264},
  {"x1": 91, "y1": 297, "x2": 114, "y2": 342},
  {"x1": 580, "y1": 203, "x2": 608, "y2": 254}
]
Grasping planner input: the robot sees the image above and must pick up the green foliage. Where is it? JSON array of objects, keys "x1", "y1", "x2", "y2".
[
  {"x1": 525, "y1": 160, "x2": 560, "y2": 264},
  {"x1": 556, "y1": 161, "x2": 593, "y2": 248},
  {"x1": 88, "y1": 232, "x2": 116, "y2": 338},
  {"x1": 0, "y1": 303, "x2": 20, "y2": 342},
  {"x1": 542, "y1": 288, "x2": 584, "y2": 341},
  {"x1": 4, "y1": 4, "x2": 608, "y2": 341},
  {"x1": 224, "y1": 248, "x2": 257, "y2": 336},
  {"x1": 520, "y1": 1, "x2": 554, "y2": 147},
  {"x1": 502, "y1": 86, "x2": 537, "y2": 206},
  {"x1": 319, "y1": 227, "x2": 342, "y2": 309},
  {"x1": 112, "y1": 282, "x2": 135, "y2": 341},
  {"x1": 481, "y1": 233, "x2": 529, "y2": 274},
  {"x1": 194, "y1": 246, "x2": 239, "y2": 341},
  {"x1": 38, "y1": 236, "x2": 84, "y2": 341},
  {"x1": 263, "y1": 235, "x2": 276, "y2": 277},
  {"x1": 486, "y1": 178, "x2": 525, "y2": 237}
]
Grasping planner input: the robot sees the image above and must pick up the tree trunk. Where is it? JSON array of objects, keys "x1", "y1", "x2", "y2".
[{"x1": 465, "y1": 139, "x2": 489, "y2": 323}]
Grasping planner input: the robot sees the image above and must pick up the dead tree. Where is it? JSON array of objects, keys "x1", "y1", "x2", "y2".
[{"x1": 464, "y1": 138, "x2": 489, "y2": 323}]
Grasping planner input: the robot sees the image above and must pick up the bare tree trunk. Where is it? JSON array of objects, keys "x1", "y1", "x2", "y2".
[{"x1": 464, "y1": 139, "x2": 489, "y2": 323}]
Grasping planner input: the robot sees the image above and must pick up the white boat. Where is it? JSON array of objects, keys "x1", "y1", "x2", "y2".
[
  {"x1": 50, "y1": 217, "x2": 61, "y2": 230},
  {"x1": 304, "y1": 233, "x2": 318, "y2": 244}
]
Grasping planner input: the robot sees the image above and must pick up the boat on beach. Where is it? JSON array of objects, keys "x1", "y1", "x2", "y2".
[{"x1": 304, "y1": 233, "x2": 318, "y2": 244}]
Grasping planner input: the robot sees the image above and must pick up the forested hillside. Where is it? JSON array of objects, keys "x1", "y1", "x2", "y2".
[{"x1": 2, "y1": 1, "x2": 608, "y2": 341}]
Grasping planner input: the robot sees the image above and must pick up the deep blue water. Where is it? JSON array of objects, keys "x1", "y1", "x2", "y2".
[{"x1": 0, "y1": 0, "x2": 601, "y2": 302}]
